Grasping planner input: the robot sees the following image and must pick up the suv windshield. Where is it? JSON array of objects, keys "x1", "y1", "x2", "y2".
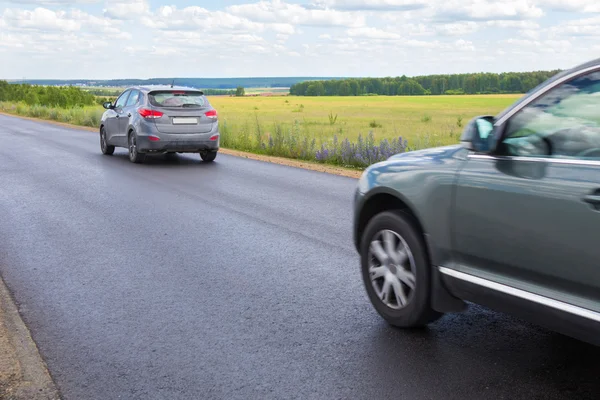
[{"x1": 149, "y1": 91, "x2": 206, "y2": 108}]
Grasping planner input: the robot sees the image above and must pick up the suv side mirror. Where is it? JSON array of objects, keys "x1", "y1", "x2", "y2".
[
  {"x1": 103, "y1": 102, "x2": 114, "y2": 110},
  {"x1": 460, "y1": 116, "x2": 496, "y2": 153}
]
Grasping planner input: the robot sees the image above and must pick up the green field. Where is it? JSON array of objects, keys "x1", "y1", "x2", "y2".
[
  {"x1": 0, "y1": 94, "x2": 520, "y2": 168},
  {"x1": 209, "y1": 94, "x2": 519, "y2": 149}
]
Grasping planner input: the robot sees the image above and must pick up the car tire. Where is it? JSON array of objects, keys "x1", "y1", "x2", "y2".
[
  {"x1": 200, "y1": 151, "x2": 217, "y2": 162},
  {"x1": 128, "y1": 132, "x2": 146, "y2": 164},
  {"x1": 100, "y1": 127, "x2": 115, "y2": 156},
  {"x1": 360, "y1": 210, "x2": 442, "y2": 328}
]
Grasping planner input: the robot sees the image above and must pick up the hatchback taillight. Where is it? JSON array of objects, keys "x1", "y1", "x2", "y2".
[
  {"x1": 205, "y1": 110, "x2": 218, "y2": 119},
  {"x1": 138, "y1": 108, "x2": 164, "y2": 119}
]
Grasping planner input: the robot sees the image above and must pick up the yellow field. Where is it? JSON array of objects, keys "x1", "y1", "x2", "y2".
[{"x1": 209, "y1": 94, "x2": 520, "y2": 149}]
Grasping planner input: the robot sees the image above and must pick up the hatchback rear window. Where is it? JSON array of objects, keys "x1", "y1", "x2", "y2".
[{"x1": 149, "y1": 91, "x2": 207, "y2": 108}]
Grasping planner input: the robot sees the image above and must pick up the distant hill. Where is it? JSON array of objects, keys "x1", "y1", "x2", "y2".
[{"x1": 8, "y1": 77, "x2": 344, "y2": 89}]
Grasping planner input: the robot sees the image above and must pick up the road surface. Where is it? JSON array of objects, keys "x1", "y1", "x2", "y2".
[{"x1": 0, "y1": 114, "x2": 599, "y2": 400}]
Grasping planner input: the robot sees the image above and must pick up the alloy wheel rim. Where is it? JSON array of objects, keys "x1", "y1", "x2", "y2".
[
  {"x1": 129, "y1": 135, "x2": 136, "y2": 159},
  {"x1": 100, "y1": 130, "x2": 106, "y2": 151},
  {"x1": 368, "y1": 229, "x2": 417, "y2": 310}
]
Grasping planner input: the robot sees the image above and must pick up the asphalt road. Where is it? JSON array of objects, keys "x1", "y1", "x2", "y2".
[{"x1": 1, "y1": 114, "x2": 599, "y2": 400}]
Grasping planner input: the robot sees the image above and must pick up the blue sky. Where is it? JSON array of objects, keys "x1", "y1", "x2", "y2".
[{"x1": 0, "y1": 0, "x2": 598, "y2": 79}]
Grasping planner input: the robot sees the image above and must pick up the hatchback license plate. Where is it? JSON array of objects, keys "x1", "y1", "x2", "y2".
[{"x1": 172, "y1": 117, "x2": 198, "y2": 125}]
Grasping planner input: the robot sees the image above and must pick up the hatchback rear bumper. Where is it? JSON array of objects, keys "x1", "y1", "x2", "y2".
[{"x1": 137, "y1": 133, "x2": 219, "y2": 153}]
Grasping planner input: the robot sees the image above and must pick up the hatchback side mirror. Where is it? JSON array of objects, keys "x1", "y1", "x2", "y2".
[
  {"x1": 103, "y1": 102, "x2": 114, "y2": 110},
  {"x1": 460, "y1": 116, "x2": 496, "y2": 153}
]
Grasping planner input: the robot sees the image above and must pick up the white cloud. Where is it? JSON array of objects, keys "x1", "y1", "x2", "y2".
[
  {"x1": 346, "y1": 27, "x2": 402, "y2": 39},
  {"x1": 520, "y1": 29, "x2": 541, "y2": 40},
  {"x1": 534, "y1": 0, "x2": 600, "y2": 13},
  {"x1": 485, "y1": 20, "x2": 540, "y2": 28},
  {"x1": 435, "y1": 0, "x2": 544, "y2": 22},
  {"x1": 270, "y1": 23, "x2": 296, "y2": 34},
  {"x1": 311, "y1": 0, "x2": 428, "y2": 11},
  {"x1": 436, "y1": 22, "x2": 479, "y2": 36},
  {"x1": 140, "y1": 6, "x2": 263, "y2": 32},
  {"x1": 454, "y1": 39, "x2": 475, "y2": 51},
  {"x1": 276, "y1": 33, "x2": 290, "y2": 42},
  {"x1": 0, "y1": 32, "x2": 26, "y2": 49},
  {"x1": 0, "y1": 5, "x2": 129, "y2": 59},
  {"x1": 103, "y1": 0, "x2": 149, "y2": 20},
  {"x1": 1, "y1": 6, "x2": 129, "y2": 41},
  {"x1": 2, "y1": 7, "x2": 81, "y2": 31},
  {"x1": 227, "y1": 0, "x2": 365, "y2": 27},
  {"x1": 7, "y1": 0, "x2": 100, "y2": 3},
  {"x1": 504, "y1": 37, "x2": 571, "y2": 53},
  {"x1": 548, "y1": 16, "x2": 600, "y2": 37}
]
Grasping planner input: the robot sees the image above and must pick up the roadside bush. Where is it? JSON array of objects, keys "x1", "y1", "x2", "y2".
[
  {"x1": 48, "y1": 109, "x2": 60, "y2": 121},
  {"x1": 29, "y1": 105, "x2": 50, "y2": 119},
  {"x1": 316, "y1": 132, "x2": 407, "y2": 168},
  {"x1": 220, "y1": 117, "x2": 407, "y2": 168}
]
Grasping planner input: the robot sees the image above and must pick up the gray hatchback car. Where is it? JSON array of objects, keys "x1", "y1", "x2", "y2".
[
  {"x1": 99, "y1": 86, "x2": 220, "y2": 163},
  {"x1": 354, "y1": 57, "x2": 600, "y2": 345}
]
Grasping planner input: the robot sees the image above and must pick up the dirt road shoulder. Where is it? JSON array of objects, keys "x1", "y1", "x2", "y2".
[{"x1": 0, "y1": 276, "x2": 60, "y2": 399}]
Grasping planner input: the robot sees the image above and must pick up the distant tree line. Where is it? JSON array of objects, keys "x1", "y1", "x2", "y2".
[
  {"x1": 0, "y1": 81, "x2": 242, "y2": 109},
  {"x1": 0, "y1": 81, "x2": 96, "y2": 108},
  {"x1": 83, "y1": 89, "x2": 123, "y2": 97},
  {"x1": 202, "y1": 89, "x2": 237, "y2": 96},
  {"x1": 15, "y1": 77, "x2": 344, "y2": 90},
  {"x1": 290, "y1": 70, "x2": 563, "y2": 96},
  {"x1": 83, "y1": 88, "x2": 237, "y2": 97}
]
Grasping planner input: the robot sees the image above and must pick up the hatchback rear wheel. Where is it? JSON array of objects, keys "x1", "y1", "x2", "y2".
[
  {"x1": 128, "y1": 133, "x2": 146, "y2": 164},
  {"x1": 200, "y1": 150, "x2": 217, "y2": 162},
  {"x1": 361, "y1": 210, "x2": 441, "y2": 328}
]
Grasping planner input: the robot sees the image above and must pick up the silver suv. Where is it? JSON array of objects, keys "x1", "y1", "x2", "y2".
[{"x1": 99, "y1": 86, "x2": 220, "y2": 163}]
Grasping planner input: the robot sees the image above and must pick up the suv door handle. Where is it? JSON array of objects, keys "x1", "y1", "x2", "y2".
[{"x1": 583, "y1": 194, "x2": 600, "y2": 209}]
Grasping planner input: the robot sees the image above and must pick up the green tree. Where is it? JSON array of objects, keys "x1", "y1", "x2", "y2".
[
  {"x1": 306, "y1": 82, "x2": 325, "y2": 96},
  {"x1": 24, "y1": 92, "x2": 39, "y2": 106},
  {"x1": 338, "y1": 82, "x2": 351, "y2": 96},
  {"x1": 235, "y1": 86, "x2": 245, "y2": 97}
]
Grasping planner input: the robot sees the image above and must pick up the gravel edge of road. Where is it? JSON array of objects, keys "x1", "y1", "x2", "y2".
[
  {"x1": 0, "y1": 111, "x2": 362, "y2": 179},
  {"x1": 0, "y1": 276, "x2": 61, "y2": 400}
]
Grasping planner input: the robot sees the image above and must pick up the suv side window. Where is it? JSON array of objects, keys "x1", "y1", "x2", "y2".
[
  {"x1": 125, "y1": 90, "x2": 140, "y2": 107},
  {"x1": 500, "y1": 71, "x2": 600, "y2": 159},
  {"x1": 115, "y1": 90, "x2": 131, "y2": 109}
]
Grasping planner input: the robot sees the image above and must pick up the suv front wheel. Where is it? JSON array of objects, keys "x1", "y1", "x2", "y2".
[
  {"x1": 100, "y1": 127, "x2": 115, "y2": 156},
  {"x1": 360, "y1": 211, "x2": 441, "y2": 328}
]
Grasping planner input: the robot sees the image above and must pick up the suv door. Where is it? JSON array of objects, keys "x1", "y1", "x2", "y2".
[
  {"x1": 106, "y1": 90, "x2": 130, "y2": 145},
  {"x1": 121, "y1": 89, "x2": 141, "y2": 142},
  {"x1": 453, "y1": 69, "x2": 600, "y2": 313},
  {"x1": 114, "y1": 90, "x2": 134, "y2": 147}
]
